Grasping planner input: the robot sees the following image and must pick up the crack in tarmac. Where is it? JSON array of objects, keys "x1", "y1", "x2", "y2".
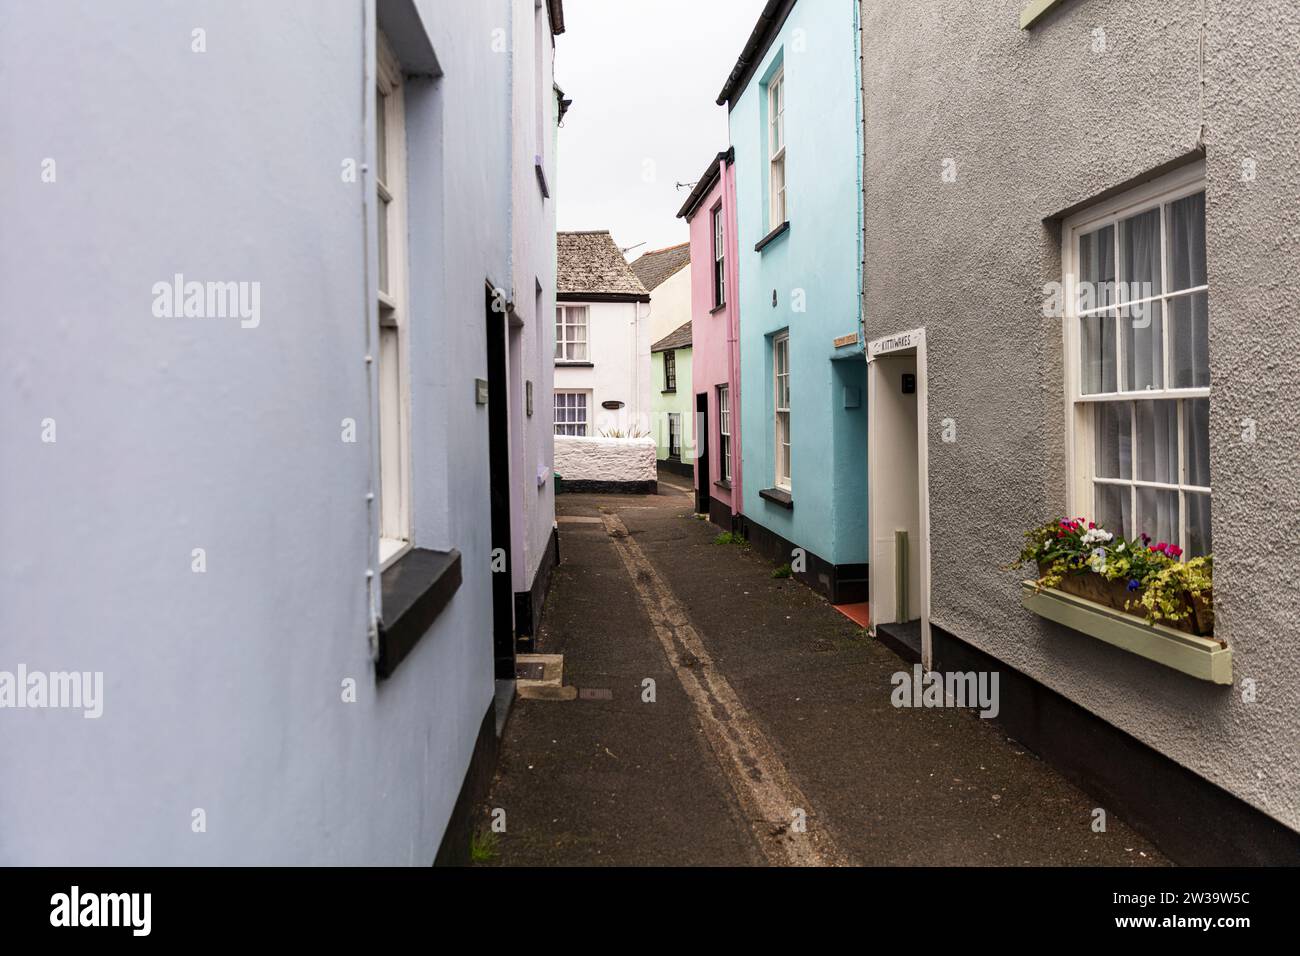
[{"x1": 600, "y1": 511, "x2": 853, "y2": 867}]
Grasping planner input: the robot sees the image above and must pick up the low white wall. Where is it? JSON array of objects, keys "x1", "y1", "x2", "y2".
[{"x1": 555, "y1": 436, "x2": 656, "y2": 484}]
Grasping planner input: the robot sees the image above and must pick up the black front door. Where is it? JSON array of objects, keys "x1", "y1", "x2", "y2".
[
  {"x1": 695, "y1": 393, "x2": 709, "y2": 515},
  {"x1": 485, "y1": 290, "x2": 514, "y2": 680}
]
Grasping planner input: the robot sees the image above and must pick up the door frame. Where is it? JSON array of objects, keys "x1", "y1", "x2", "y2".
[{"x1": 866, "y1": 327, "x2": 933, "y2": 669}]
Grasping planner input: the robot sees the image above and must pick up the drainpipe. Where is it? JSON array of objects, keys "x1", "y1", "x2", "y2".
[
  {"x1": 635, "y1": 299, "x2": 648, "y2": 434},
  {"x1": 853, "y1": 0, "x2": 866, "y2": 353}
]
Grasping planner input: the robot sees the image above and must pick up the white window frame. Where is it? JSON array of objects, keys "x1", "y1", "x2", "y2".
[
  {"x1": 718, "y1": 384, "x2": 732, "y2": 482},
  {"x1": 712, "y1": 204, "x2": 726, "y2": 308},
  {"x1": 663, "y1": 349, "x2": 676, "y2": 391},
  {"x1": 555, "y1": 304, "x2": 589, "y2": 362},
  {"x1": 376, "y1": 32, "x2": 412, "y2": 570},
  {"x1": 773, "y1": 331, "x2": 791, "y2": 491},
  {"x1": 767, "y1": 67, "x2": 787, "y2": 228},
  {"x1": 667, "y1": 412, "x2": 682, "y2": 460},
  {"x1": 553, "y1": 391, "x2": 589, "y2": 436},
  {"x1": 1062, "y1": 160, "x2": 1210, "y2": 556}
]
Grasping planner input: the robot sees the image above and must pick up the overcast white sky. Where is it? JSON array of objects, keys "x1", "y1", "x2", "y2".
[{"x1": 553, "y1": 0, "x2": 769, "y2": 258}]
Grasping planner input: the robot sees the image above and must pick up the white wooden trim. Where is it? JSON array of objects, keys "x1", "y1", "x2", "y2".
[
  {"x1": 767, "y1": 67, "x2": 786, "y2": 229},
  {"x1": 772, "y1": 330, "x2": 791, "y2": 491},
  {"x1": 375, "y1": 31, "x2": 413, "y2": 555},
  {"x1": 1061, "y1": 161, "x2": 1209, "y2": 549},
  {"x1": 552, "y1": 390, "x2": 590, "y2": 437},
  {"x1": 379, "y1": 537, "x2": 412, "y2": 571},
  {"x1": 866, "y1": 328, "x2": 932, "y2": 668}
]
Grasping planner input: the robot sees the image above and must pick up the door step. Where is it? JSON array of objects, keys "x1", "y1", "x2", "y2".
[{"x1": 515, "y1": 653, "x2": 577, "y2": 701}]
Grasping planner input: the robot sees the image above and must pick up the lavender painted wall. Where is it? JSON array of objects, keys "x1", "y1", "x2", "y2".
[{"x1": 0, "y1": 0, "x2": 558, "y2": 865}]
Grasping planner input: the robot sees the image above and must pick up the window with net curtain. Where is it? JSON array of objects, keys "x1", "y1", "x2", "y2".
[{"x1": 1071, "y1": 174, "x2": 1210, "y2": 557}]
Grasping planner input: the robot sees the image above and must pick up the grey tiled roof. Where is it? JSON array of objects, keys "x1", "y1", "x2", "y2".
[
  {"x1": 651, "y1": 320, "x2": 693, "y2": 353},
  {"x1": 630, "y1": 242, "x2": 690, "y2": 292},
  {"x1": 557, "y1": 231, "x2": 649, "y2": 297}
]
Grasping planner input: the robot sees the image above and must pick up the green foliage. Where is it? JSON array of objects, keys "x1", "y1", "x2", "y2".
[
  {"x1": 1012, "y1": 518, "x2": 1213, "y2": 626},
  {"x1": 470, "y1": 828, "x2": 499, "y2": 864},
  {"x1": 1128, "y1": 556, "x2": 1214, "y2": 624},
  {"x1": 713, "y1": 532, "x2": 746, "y2": 546},
  {"x1": 771, "y1": 563, "x2": 792, "y2": 579}
]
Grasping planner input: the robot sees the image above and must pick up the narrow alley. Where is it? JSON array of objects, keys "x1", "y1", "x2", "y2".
[{"x1": 483, "y1": 479, "x2": 1165, "y2": 867}]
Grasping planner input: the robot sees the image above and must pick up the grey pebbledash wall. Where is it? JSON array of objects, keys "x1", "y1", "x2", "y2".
[{"x1": 859, "y1": 1, "x2": 1300, "y2": 832}]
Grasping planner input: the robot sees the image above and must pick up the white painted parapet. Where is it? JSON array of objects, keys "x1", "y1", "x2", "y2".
[{"x1": 554, "y1": 436, "x2": 656, "y2": 485}]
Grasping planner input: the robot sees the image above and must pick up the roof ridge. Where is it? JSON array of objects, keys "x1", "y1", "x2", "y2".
[
  {"x1": 637, "y1": 241, "x2": 690, "y2": 258},
  {"x1": 650, "y1": 319, "x2": 694, "y2": 353},
  {"x1": 557, "y1": 229, "x2": 650, "y2": 297}
]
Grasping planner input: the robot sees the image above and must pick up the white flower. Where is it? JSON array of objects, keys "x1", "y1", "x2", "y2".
[
  {"x1": 1088, "y1": 547, "x2": 1108, "y2": 574},
  {"x1": 1080, "y1": 528, "x2": 1113, "y2": 547}
]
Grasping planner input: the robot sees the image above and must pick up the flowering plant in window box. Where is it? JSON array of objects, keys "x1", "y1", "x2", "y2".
[{"x1": 1013, "y1": 519, "x2": 1215, "y2": 637}]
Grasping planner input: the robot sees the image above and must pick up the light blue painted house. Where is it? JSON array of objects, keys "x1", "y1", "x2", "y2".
[{"x1": 719, "y1": 0, "x2": 867, "y2": 603}]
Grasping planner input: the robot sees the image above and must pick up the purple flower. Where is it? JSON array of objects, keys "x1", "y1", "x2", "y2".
[{"x1": 1127, "y1": 579, "x2": 1140, "y2": 591}]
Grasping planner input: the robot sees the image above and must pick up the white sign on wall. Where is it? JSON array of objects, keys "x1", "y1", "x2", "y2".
[{"x1": 867, "y1": 328, "x2": 925, "y2": 358}]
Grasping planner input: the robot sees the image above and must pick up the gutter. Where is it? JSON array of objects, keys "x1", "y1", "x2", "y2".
[
  {"x1": 676, "y1": 147, "x2": 734, "y2": 221},
  {"x1": 716, "y1": 0, "x2": 796, "y2": 108}
]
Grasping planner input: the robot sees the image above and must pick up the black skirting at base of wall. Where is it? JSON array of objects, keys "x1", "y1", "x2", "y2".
[
  {"x1": 877, "y1": 619, "x2": 1300, "y2": 866},
  {"x1": 738, "y1": 514, "x2": 868, "y2": 604},
  {"x1": 432, "y1": 701, "x2": 498, "y2": 867},
  {"x1": 557, "y1": 479, "x2": 657, "y2": 495},
  {"x1": 513, "y1": 525, "x2": 559, "y2": 652},
  {"x1": 707, "y1": 494, "x2": 735, "y2": 532},
  {"x1": 656, "y1": 458, "x2": 694, "y2": 479}
]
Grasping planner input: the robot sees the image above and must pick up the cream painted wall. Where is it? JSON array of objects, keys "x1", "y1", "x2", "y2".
[{"x1": 646, "y1": 265, "x2": 692, "y2": 343}]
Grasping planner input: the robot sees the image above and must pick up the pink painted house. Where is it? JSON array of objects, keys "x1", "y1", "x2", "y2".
[{"x1": 677, "y1": 148, "x2": 741, "y2": 528}]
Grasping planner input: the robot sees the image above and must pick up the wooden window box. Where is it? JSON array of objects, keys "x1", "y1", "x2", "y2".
[{"x1": 1020, "y1": 581, "x2": 1231, "y2": 685}]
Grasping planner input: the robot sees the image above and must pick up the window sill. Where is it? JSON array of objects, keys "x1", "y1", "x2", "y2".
[
  {"x1": 714, "y1": 479, "x2": 732, "y2": 490},
  {"x1": 1019, "y1": 0, "x2": 1067, "y2": 29},
  {"x1": 555, "y1": 361, "x2": 594, "y2": 368},
  {"x1": 759, "y1": 487, "x2": 793, "y2": 510},
  {"x1": 1020, "y1": 581, "x2": 1231, "y2": 685},
  {"x1": 754, "y1": 221, "x2": 790, "y2": 253},
  {"x1": 709, "y1": 302, "x2": 727, "y2": 315},
  {"x1": 662, "y1": 388, "x2": 677, "y2": 394},
  {"x1": 377, "y1": 548, "x2": 462, "y2": 679}
]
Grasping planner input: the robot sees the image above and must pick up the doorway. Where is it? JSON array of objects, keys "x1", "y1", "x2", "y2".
[
  {"x1": 867, "y1": 328, "x2": 932, "y2": 667},
  {"x1": 694, "y1": 393, "x2": 709, "y2": 515},
  {"x1": 485, "y1": 288, "x2": 515, "y2": 680}
]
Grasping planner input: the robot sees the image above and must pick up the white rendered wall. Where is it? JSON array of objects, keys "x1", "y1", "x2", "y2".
[
  {"x1": 508, "y1": 0, "x2": 559, "y2": 597},
  {"x1": 554, "y1": 299, "x2": 652, "y2": 435},
  {"x1": 555, "y1": 437, "x2": 657, "y2": 483}
]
